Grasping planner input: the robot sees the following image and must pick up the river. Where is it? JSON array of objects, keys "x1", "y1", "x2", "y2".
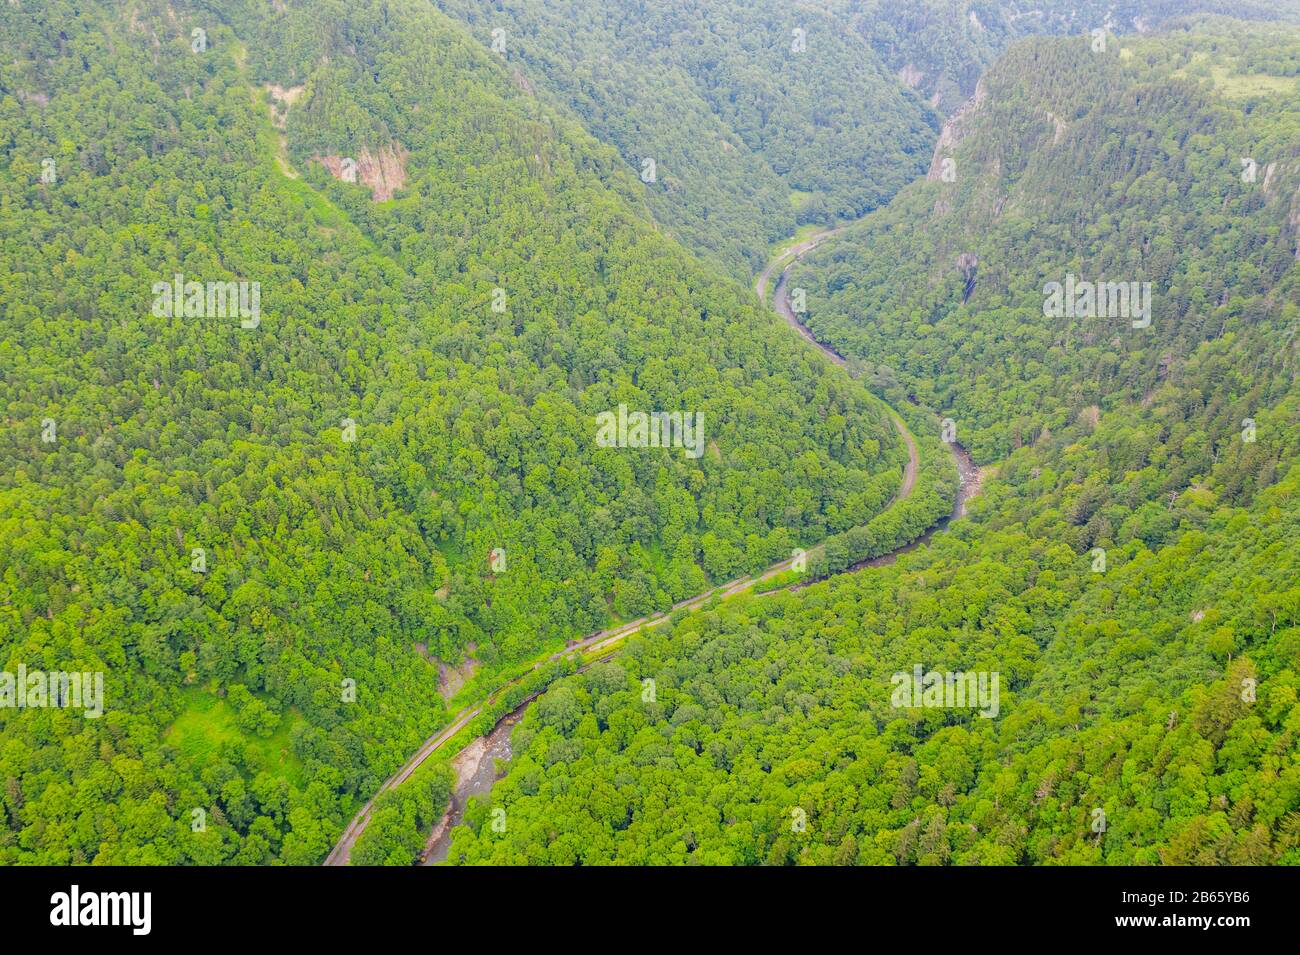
[{"x1": 413, "y1": 228, "x2": 986, "y2": 865}]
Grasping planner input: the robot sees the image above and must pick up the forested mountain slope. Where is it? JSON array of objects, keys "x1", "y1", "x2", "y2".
[
  {"x1": 442, "y1": 22, "x2": 1300, "y2": 866},
  {"x1": 791, "y1": 20, "x2": 1300, "y2": 466},
  {"x1": 0, "y1": 0, "x2": 905, "y2": 863},
  {"x1": 447, "y1": 467, "x2": 1300, "y2": 864},
  {"x1": 430, "y1": 0, "x2": 940, "y2": 276},
  {"x1": 853, "y1": 0, "x2": 1300, "y2": 113},
  {"x1": 422, "y1": 2, "x2": 1300, "y2": 278}
]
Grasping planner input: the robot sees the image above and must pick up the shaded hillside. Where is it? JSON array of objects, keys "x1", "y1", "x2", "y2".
[{"x1": 430, "y1": 0, "x2": 940, "y2": 275}]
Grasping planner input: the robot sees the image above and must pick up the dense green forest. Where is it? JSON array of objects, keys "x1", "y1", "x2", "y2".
[
  {"x1": 851, "y1": 0, "x2": 1300, "y2": 113},
  {"x1": 790, "y1": 21, "x2": 1300, "y2": 467},
  {"x1": 0, "y1": 0, "x2": 909, "y2": 863},
  {"x1": 424, "y1": 2, "x2": 1300, "y2": 276},
  {"x1": 447, "y1": 463, "x2": 1300, "y2": 863},
  {"x1": 441, "y1": 22, "x2": 1300, "y2": 865},
  {"x1": 2, "y1": 0, "x2": 1298, "y2": 870},
  {"x1": 429, "y1": 0, "x2": 940, "y2": 276}
]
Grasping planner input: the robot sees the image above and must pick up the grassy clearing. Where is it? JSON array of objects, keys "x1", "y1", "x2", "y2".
[
  {"x1": 163, "y1": 686, "x2": 307, "y2": 787},
  {"x1": 788, "y1": 188, "x2": 815, "y2": 213},
  {"x1": 1169, "y1": 49, "x2": 1300, "y2": 99},
  {"x1": 767, "y1": 224, "x2": 822, "y2": 264},
  {"x1": 1208, "y1": 66, "x2": 1300, "y2": 98}
]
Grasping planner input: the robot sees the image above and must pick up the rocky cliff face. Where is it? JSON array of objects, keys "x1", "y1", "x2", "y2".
[
  {"x1": 926, "y1": 78, "x2": 986, "y2": 181},
  {"x1": 317, "y1": 144, "x2": 409, "y2": 201}
]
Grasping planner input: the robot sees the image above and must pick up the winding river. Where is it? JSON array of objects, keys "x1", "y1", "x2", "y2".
[{"x1": 325, "y1": 226, "x2": 983, "y2": 867}]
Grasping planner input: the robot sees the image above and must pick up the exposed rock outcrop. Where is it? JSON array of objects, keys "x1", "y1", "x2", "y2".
[
  {"x1": 957, "y1": 252, "x2": 978, "y2": 302},
  {"x1": 897, "y1": 63, "x2": 924, "y2": 89},
  {"x1": 927, "y1": 78, "x2": 986, "y2": 181},
  {"x1": 318, "y1": 144, "x2": 409, "y2": 201},
  {"x1": 264, "y1": 83, "x2": 304, "y2": 130}
]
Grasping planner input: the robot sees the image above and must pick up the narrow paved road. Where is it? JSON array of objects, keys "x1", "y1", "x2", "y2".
[
  {"x1": 761, "y1": 228, "x2": 918, "y2": 499},
  {"x1": 324, "y1": 509, "x2": 864, "y2": 864},
  {"x1": 754, "y1": 226, "x2": 845, "y2": 311},
  {"x1": 326, "y1": 225, "x2": 961, "y2": 867}
]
